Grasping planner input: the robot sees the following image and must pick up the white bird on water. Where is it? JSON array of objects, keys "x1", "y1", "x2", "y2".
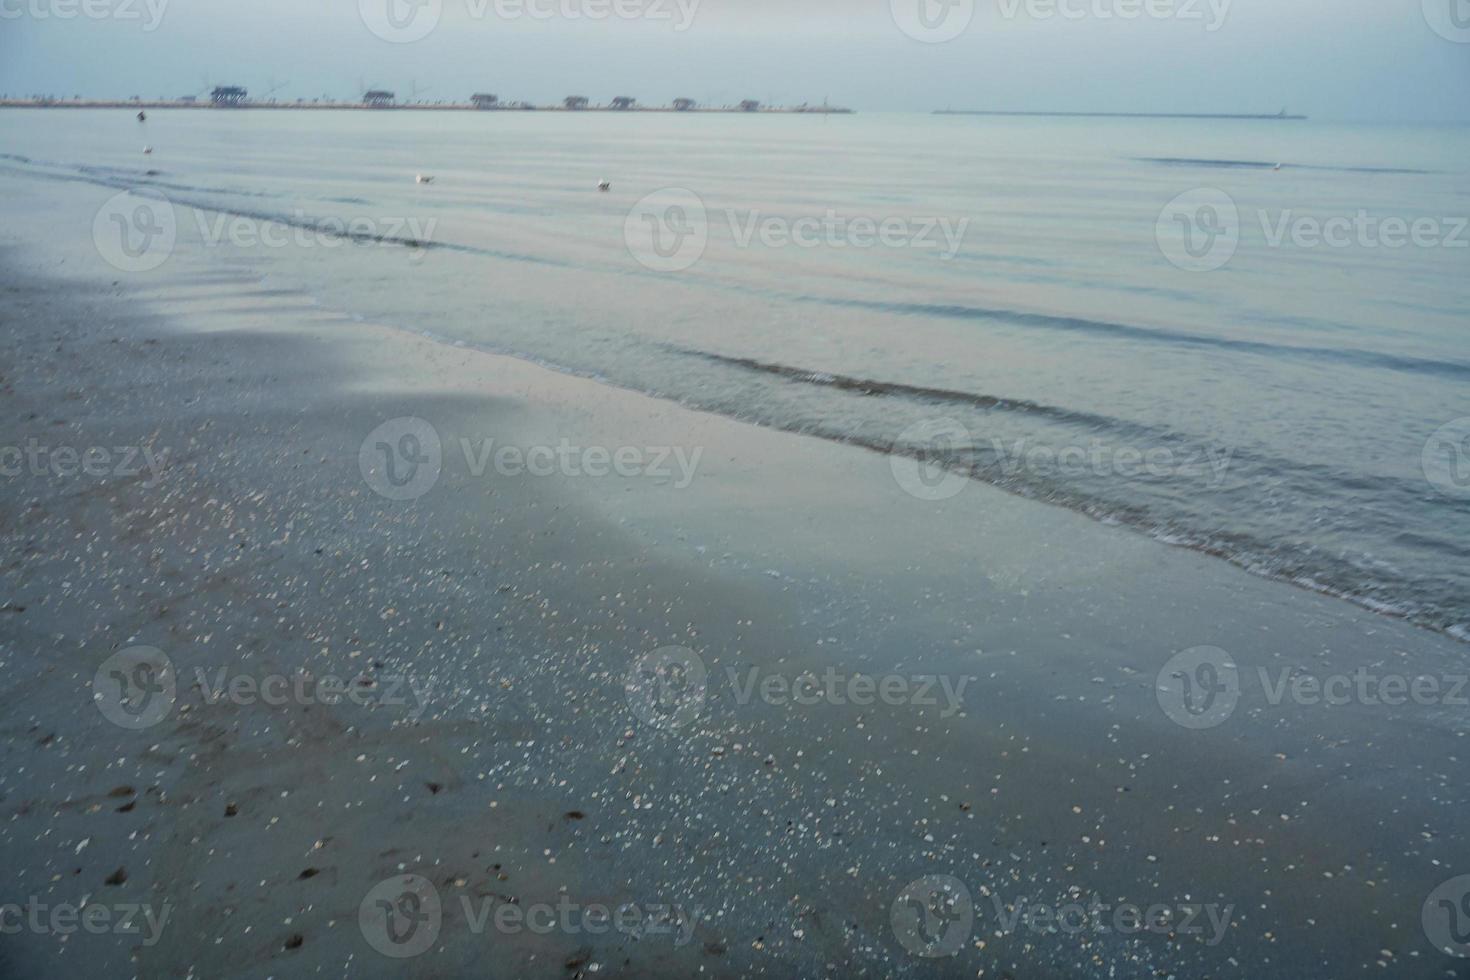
[
  {"x1": 416, "y1": 174, "x2": 435, "y2": 184},
  {"x1": 143, "y1": 146, "x2": 153, "y2": 155},
  {"x1": 597, "y1": 179, "x2": 611, "y2": 192}
]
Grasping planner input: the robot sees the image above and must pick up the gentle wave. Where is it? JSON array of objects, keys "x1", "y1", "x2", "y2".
[
  {"x1": 675, "y1": 346, "x2": 1437, "y2": 501},
  {"x1": 662, "y1": 346, "x2": 1466, "y2": 639},
  {"x1": 672, "y1": 347, "x2": 1159, "y2": 433},
  {"x1": 805, "y1": 296, "x2": 1470, "y2": 381}
]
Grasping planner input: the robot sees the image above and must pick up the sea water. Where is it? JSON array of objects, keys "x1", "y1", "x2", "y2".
[{"x1": 3, "y1": 109, "x2": 1467, "y2": 636}]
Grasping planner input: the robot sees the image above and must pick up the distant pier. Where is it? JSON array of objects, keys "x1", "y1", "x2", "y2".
[{"x1": 0, "y1": 97, "x2": 854, "y2": 115}]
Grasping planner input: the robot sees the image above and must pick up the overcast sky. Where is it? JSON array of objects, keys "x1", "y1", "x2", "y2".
[{"x1": 1, "y1": 0, "x2": 1466, "y2": 120}]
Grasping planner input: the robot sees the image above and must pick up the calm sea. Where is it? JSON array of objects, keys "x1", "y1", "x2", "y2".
[{"x1": 4, "y1": 109, "x2": 1468, "y2": 637}]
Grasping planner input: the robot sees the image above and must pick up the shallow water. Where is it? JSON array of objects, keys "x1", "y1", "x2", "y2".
[{"x1": 4, "y1": 108, "x2": 1468, "y2": 636}]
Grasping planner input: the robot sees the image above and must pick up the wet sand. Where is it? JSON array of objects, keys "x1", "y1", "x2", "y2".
[{"x1": 1, "y1": 182, "x2": 1469, "y2": 979}]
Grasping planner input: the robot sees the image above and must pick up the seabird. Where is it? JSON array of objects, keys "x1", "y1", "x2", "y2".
[
  {"x1": 416, "y1": 174, "x2": 435, "y2": 184},
  {"x1": 597, "y1": 179, "x2": 611, "y2": 192}
]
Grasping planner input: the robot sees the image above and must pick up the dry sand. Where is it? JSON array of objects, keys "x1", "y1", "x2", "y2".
[{"x1": 1, "y1": 181, "x2": 1468, "y2": 979}]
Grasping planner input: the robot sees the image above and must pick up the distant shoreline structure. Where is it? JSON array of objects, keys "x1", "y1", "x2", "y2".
[
  {"x1": 0, "y1": 97, "x2": 854, "y2": 115},
  {"x1": 935, "y1": 109, "x2": 1308, "y2": 121}
]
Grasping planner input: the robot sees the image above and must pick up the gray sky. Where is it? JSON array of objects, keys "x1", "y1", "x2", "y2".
[{"x1": 1, "y1": 0, "x2": 1467, "y2": 120}]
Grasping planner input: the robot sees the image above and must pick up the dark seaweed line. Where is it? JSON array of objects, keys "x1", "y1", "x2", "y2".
[
  {"x1": 1136, "y1": 157, "x2": 1436, "y2": 175},
  {"x1": 0, "y1": 158, "x2": 574, "y2": 269}
]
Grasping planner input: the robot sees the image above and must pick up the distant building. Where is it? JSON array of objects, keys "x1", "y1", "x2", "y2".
[
  {"x1": 178, "y1": 95, "x2": 198, "y2": 104},
  {"x1": 564, "y1": 96, "x2": 589, "y2": 110},
  {"x1": 211, "y1": 86, "x2": 248, "y2": 107},
  {"x1": 363, "y1": 90, "x2": 396, "y2": 107},
  {"x1": 672, "y1": 98, "x2": 697, "y2": 111},
  {"x1": 610, "y1": 96, "x2": 636, "y2": 110},
  {"x1": 739, "y1": 99, "x2": 761, "y2": 112},
  {"x1": 471, "y1": 93, "x2": 499, "y2": 109}
]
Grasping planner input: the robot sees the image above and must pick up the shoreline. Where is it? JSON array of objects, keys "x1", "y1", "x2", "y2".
[
  {"x1": 412, "y1": 327, "x2": 1470, "y2": 647},
  {"x1": 1, "y1": 176, "x2": 1468, "y2": 977}
]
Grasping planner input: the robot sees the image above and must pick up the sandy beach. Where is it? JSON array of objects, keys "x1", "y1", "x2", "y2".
[{"x1": 1, "y1": 169, "x2": 1468, "y2": 979}]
